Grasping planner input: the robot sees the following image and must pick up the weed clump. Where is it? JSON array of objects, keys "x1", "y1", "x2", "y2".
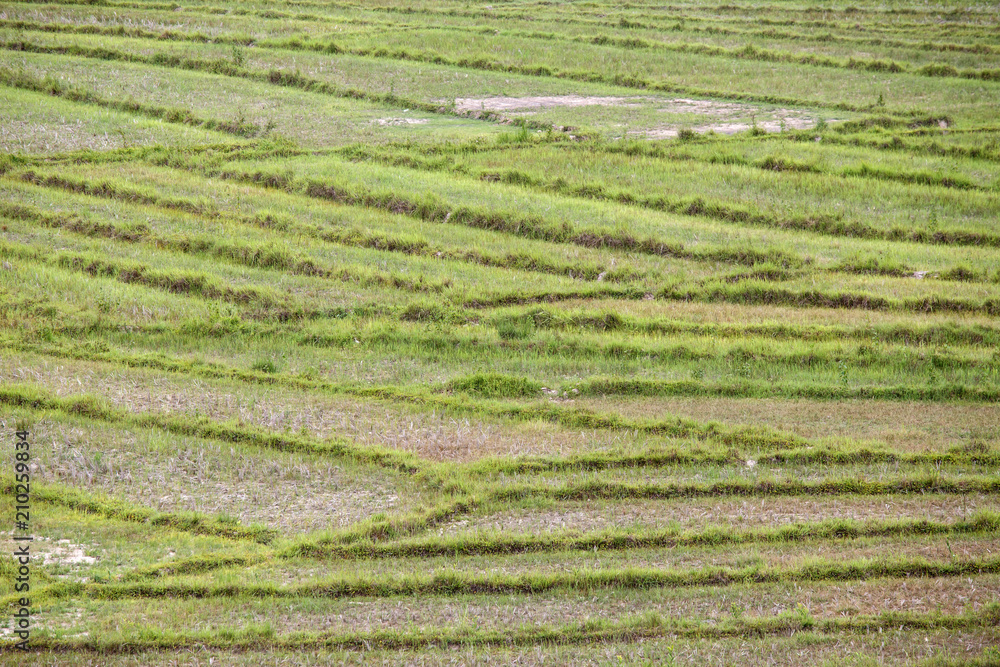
[
  {"x1": 834, "y1": 254, "x2": 911, "y2": 277},
  {"x1": 919, "y1": 63, "x2": 959, "y2": 77},
  {"x1": 251, "y1": 359, "x2": 278, "y2": 374},
  {"x1": 497, "y1": 125, "x2": 532, "y2": 145},
  {"x1": 449, "y1": 373, "x2": 542, "y2": 399},
  {"x1": 400, "y1": 301, "x2": 451, "y2": 322},
  {"x1": 494, "y1": 314, "x2": 536, "y2": 340}
]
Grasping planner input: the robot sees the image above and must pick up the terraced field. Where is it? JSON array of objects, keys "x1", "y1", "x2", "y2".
[{"x1": 1, "y1": 0, "x2": 999, "y2": 664}]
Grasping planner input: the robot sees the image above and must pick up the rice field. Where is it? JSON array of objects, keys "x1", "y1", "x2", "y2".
[{"x1": 1, "y1": 0, "x2": 999, "y2": 664}]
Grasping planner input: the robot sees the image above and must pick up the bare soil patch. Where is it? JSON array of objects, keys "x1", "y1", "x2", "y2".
[
  {"x1": 642, "y1": 98, "x2": 823, "y2": 137},
  {"x1": 453, "y1": 95, "x2": 646, "y2": 112},
  {"x1": 33, "y1": 538, "x2": 98, "y2": 567},
  {"x1": 452, "y1": 95, "x2": 822, "y2": 137}
]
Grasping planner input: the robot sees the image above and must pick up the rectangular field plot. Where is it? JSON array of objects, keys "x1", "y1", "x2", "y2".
[
  {"x1": 0, "y1": 85, "x2": 232, "y2": 153},
  {"x1": 0, "y1": 50, "x2": 502, "y2": 147},
  {"x1": 25, "y1": 574, "x2": 1000, "y2": 636},
  {"x1": 575, "y1": 395, "x2": 1000, "y2": 451},
  {"x1": 11, "y1": 629, "x2": 1000, "y2": 665}
]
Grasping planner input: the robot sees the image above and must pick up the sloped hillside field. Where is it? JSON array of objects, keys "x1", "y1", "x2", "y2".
[{"x1": 1, "y1": 0, "x2": 1000, "y2": 664}]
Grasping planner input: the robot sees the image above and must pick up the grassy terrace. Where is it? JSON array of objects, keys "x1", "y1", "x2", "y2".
[{"x1": 1, "y1": 0, "x2": 998, "y2": 664}]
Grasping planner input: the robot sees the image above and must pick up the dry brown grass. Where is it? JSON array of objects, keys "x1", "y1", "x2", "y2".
[
  {"x1": 546, "y1": 298, "x2": 1000, "y2": 329},
  {"x1": 11, "y1": 627, "x2": 1000, "y2": 666},
  {"x1": 20, "y1": 417, "x2": 410, "y2": 536},
  {"x1": 0, "y1": 353, "x2": 665, "y2": 461}
]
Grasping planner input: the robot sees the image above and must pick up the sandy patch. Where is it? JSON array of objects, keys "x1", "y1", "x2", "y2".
[
  {"x1": 0, "y1": 358, "x2": 649, "y2": 462},
  {"x1": 454, "y1": 95, "x2": 646, "y2": 112},
  {"x1": 27, "y1": 421, "x2": 404, "y2": 535},
  {"x1": 371, "y1": 117, "x2": 429, "y2": 126},
  {"x1": 578, "y1": 395, "x2": 1000, "y2": 451},
  {"x1": 645, "y1": 117, "x2": 821, "y2": 138},
  {"x1": 34, "y1": 538, "x2": 98, "y2": 566},
  {"x1": 452, "y1": 94, "x2": 825, "y2": 137},
  {"x1": 0, "y1": 536, "x2": 98, "y2": 584}
]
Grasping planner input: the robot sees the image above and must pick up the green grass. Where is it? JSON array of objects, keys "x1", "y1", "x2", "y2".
[
  {"x1": 2, "y1": 0, "x2": 998, "y2": 661},
  {"x1": 198, "y1": 150, "x2": 1000, "y2": 282}
]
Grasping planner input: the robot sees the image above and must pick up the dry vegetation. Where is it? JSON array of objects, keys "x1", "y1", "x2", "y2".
[{"x1": 1, "y1": 0, "x2": 999, "y2": 663}]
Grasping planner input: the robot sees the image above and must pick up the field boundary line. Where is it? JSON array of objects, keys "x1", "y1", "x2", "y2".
[
  {"x1": 14, "y1": 557, "x2": 1000, "y2": 604},
  {"x1": 0, "y1": 478, "x2": 279, "y2": 544},
  {"x1": 284, "y1": 512, "x2": 1000, "y2": 561}
]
